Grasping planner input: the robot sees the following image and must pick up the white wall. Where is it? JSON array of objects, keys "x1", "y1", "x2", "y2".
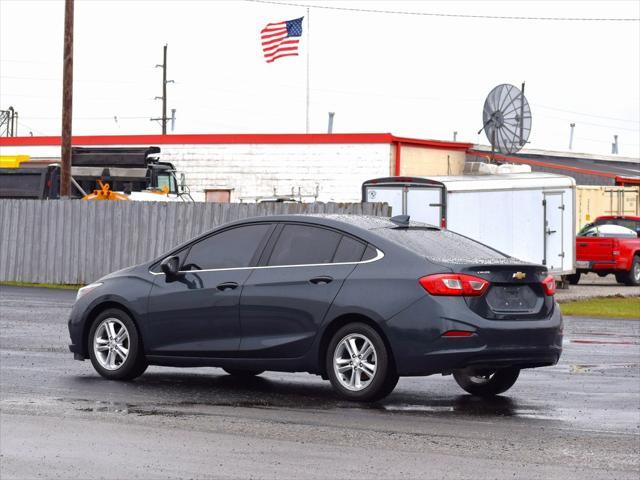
[
  {"x1": 2, "y1": 143, "x2": 393, "y2": 202},
  {"x1": 159, "y1": 143, "x2": 392, "y2": 202}
]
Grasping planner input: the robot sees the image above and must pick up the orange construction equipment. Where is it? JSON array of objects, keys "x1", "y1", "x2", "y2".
[{"x1": 82, "y1": 181, "x2": 130, "y2": 201}]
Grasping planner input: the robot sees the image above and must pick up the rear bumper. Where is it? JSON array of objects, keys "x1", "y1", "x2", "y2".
[
  {"x1": 384, "y1": 296, "x2": 563, "y2": 376},
  {"x1": 576, "y1": 258, "x2": 630, "y2": 272}
]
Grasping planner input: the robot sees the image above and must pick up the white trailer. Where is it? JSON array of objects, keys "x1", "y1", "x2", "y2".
[{"x1": 362, "y1": 173, "x2": 576, "y2": 276}]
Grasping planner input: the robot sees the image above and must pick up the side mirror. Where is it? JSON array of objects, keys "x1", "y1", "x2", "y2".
[{"x1": 160, "y1": 256, "x2": 181, "y2": 277}]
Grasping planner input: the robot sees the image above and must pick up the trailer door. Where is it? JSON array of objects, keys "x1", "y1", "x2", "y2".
[
  {"x1": 543, "y1": 192, "x2": 565, "y2": 271},
  {"x1": 364, "y1": 186, "x2": 404, "y2": 216},
  {"x1": 406, "y1": 187, "x2": 443, "y2": 226}
]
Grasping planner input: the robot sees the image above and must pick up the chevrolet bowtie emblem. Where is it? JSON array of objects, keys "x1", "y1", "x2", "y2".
[{"x1": 512, "y1": 272, "x2": 526, "y2": 280}]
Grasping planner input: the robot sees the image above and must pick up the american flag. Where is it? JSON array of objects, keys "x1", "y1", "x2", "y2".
[{"x1": 261, "y1": 17, "x2": 303, "y2": 63}]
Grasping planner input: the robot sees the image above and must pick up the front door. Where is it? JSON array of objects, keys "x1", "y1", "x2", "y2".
[
  {"x1": 239, "y1": 224, "x2": 364, "y2": 358},
  {"x1": 543, "y1": 192, "x2": 565, "y2": 271},
  {"x1": 145, "y1": 223, "x2": 274, "y2": 356}
]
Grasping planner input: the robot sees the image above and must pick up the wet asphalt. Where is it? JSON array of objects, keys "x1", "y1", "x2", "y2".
[{"x1": 0, "y1": 286, "x2": 638, "y2": 479}]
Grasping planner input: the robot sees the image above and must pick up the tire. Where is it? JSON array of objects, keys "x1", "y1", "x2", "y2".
[
  {"x1": 620, "y1": 255, "x2": 640, "y2": 286},
  {"x1": 567, "y1": 273, "x2": 581, "y2": 285},
  {"x1": 223, "y1": 368, "x2": 265, "y2": 377},
  {"x1": 453, "y1": 368, "x2": 520, "y2": 397},
  {"x1": 326, "y1": 323, "x2": 398, "y2": 402},
  {"x1": 88, "y1": 308, "x2": 148, "y2": 380}
]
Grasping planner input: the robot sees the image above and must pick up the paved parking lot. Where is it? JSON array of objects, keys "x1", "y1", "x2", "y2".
[
  {"x1": 1, "y1": 286, "x2": 639, "y2": 479},
  {"x1": 556, "y1": 273, "x2": 640, "y2": 302}
]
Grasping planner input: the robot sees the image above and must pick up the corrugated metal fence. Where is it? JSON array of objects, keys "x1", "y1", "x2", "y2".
[{"x1": 0, "y1": 200, "x2": 390, "y2": 285}]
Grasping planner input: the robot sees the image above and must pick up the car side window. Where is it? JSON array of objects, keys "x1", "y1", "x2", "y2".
[
  {"x1": 362, "y1": 244, "x2": 379, "y2": 261},
  {"x1": 268, "y1": 224, "x2": 342, "y2": 266},
  {"x1": 182, "y1": 224, "x2": 272, "y2": 271},
  {"x1": 332, "y1": 235, "x2": 366, "y2": 263}
]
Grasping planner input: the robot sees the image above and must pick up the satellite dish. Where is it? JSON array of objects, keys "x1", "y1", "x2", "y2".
[{"x1": 478, "y1": 83, "x2": 531, "y2": 156}]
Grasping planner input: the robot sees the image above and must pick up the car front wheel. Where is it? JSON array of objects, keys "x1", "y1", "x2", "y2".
[
  {"x1": 88, "y1": 308, "x2": 148, "y2": 380},
  {"x1": 453, "y1": 368, "x2": 520, "y2": 396},
  {"x1": 326, "y1": 323, "x2": 398, "y2": 402}
]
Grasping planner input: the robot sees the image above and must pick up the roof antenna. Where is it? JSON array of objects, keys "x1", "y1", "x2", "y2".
[{"x1": 390, "y1": 215, "x2": 410, "y2": 226}]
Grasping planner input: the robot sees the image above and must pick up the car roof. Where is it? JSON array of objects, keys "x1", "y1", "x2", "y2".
[{"x1": 236, "y1": 214, "x2": 437, "y2": 231}]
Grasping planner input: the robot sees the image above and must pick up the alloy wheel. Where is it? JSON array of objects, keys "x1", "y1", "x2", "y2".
[
  {"x1": 93, "y1": 318, "x2": 130, "y2": 371},
  {"x1": 333, "y1": 333, "x2": 378, "y2": 391}
]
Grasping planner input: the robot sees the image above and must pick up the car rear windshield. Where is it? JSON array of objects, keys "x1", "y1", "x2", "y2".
[{"x1": 372, "y1": 227, "x2": 520, "y2": 265}]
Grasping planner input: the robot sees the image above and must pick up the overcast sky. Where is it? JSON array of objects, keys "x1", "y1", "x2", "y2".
[{"x1": 1, "y1": 0, "x2": 639, "y2": 157}]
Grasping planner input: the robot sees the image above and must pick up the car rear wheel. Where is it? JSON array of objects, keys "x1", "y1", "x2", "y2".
[
  {"x1": 223, "y1": 368, "x2": 265, "y2": 377},
  {"x1": 619, "y1": 255, "x2": 640, "y2": 286},
  {"x1": 453, "y1": 368, "x2": 520, "y2": 396},
  {"x1": 326, "y1": 323, "x2": 398, "y2": 402},
  {"x1": 88, "y1": 308, "x2": 147, "y2": 380}
]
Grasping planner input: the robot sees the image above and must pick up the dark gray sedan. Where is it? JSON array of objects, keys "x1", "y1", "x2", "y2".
[{"x1": 68, "y1": 215, "x2": 562, "y2": 401}]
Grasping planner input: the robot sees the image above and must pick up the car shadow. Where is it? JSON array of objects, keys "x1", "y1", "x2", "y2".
[{"x1": 68, "y1": 369, "x2": 530, "y2": 420}]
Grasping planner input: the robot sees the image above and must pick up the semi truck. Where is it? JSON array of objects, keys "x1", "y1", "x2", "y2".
[{"x1": 0, "y1": 146, "x2": 192, "y2": 201}]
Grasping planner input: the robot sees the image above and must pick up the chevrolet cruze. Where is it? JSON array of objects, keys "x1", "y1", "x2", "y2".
[{"x1": 68, "y1": 215, "x2": 562, "y2": 401}]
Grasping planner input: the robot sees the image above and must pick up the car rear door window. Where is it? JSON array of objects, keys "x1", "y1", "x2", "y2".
[
  {"x1": 268, "y1": 224, "x2": 342, "y2": 266},
  {"x1": 332, "y1": 235, "x2": 366, "y2": 263},
  {"x1": 182, "y1": 224, "x2": 272, "y2": 271}
]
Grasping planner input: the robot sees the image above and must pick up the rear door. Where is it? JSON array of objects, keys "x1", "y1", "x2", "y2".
[
  {"x1": 543, "y1": 192, "x2": 565, "y2": 271},
  {"x1": 239, "y1": 224, "x2": 363, "y2": 358},
  {"x1": 406, "y1": 187, "x2": 443, "y2": 226}
]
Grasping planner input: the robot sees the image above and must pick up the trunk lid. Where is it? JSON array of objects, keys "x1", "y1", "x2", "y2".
[{"x1": 457, "y1": 264, "x2": 552, "y2": 320}]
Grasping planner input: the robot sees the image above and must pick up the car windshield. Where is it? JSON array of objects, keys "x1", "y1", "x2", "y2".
[{"x1": 371, "y1": 227, "x2": 523, "y2": 265}]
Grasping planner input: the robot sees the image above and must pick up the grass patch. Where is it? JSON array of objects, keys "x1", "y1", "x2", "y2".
[
  {"x1": 0, "y1": 281, "x2": 82, "y2": 290},
  {"x1": 559, "y1": 296, "x2": 640, "y2": 319}
]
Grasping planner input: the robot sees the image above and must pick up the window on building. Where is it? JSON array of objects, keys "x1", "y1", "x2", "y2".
[{"x1": 205, "y1": 189, "x2": 232, "y2": 203}]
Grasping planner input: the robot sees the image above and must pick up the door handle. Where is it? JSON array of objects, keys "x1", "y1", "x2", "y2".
[
  {"x1": 216, "y1": 281, "x2": 239, "y2": 291},
  {"x1": 309, "y1": 276, "x2": 333, "y2": 285},
  {"x1": 579, "y1": 242, "x2": 588, "y2": 247}
]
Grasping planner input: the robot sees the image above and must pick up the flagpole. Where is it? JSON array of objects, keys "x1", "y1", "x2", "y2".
[{"x1": 305, "y1": 7, "x2": 310, "y2": 133}]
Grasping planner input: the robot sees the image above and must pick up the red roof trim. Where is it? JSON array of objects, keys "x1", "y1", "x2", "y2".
[
  {"x1": 393, "y1": 136, "x2": 473, "y2": 151},
  {"x1": 0, "y1": 133, "x2": 472, "y2": 150},
  {"x1": 468, "y1": 150, "x2": 619, "y2": 179}
]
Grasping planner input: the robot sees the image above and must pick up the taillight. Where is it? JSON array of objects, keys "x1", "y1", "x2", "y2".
[
  {"x1": 542, "y1": 275, "x2": 556, "y2": 296},
  {"x1": 419, "y1": 274, "x2": 489, "y2": 296}
]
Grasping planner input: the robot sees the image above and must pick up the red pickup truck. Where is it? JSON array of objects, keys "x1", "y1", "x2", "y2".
[{"x1": 569, "y1": 215, "x2": 640, "y2": 286}]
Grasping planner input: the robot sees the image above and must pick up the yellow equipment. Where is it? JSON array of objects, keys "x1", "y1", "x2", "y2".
[{"x1": 0, "y1": 155, "x2": 30, "y2": 168}]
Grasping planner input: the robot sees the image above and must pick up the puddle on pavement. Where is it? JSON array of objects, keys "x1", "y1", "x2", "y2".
[{"x1": 569, "y1": 363, "x2": 639, "y2": 374}]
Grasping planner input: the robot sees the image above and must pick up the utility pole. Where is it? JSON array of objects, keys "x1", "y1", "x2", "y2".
[
  {"x1": 60, "y1": 0, "x2": 74, "y2": 197},
  {"x1": 151, "y1": 44, "x2": 173, "y2": 134}
]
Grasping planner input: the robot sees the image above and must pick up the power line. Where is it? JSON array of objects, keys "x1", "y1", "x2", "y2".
[
  {"x1": 535, "y1": 104, "x2": 640, "y2": 124},
  {"x1": 246, "y1": 0, "x2": 640, "y2": 22}
]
